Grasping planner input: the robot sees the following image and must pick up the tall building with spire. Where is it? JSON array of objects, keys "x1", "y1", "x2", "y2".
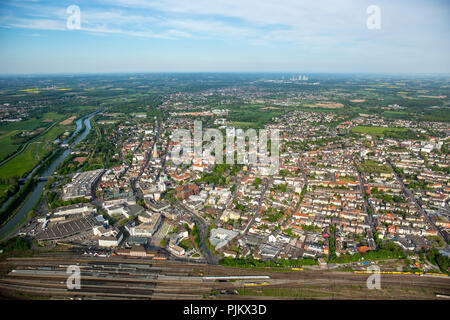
[{"x1": 152, "y1": 143, "x2": 158, "y2": 158}]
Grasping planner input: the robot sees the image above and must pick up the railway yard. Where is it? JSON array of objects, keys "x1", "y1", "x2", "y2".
[{"x1": 0, "y1": 253, "x2": 449, "y2": 300}]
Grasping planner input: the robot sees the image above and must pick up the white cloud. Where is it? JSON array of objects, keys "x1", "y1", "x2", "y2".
[
  {"x1": 7, "y1": 18, "x2": 66, "y2": 31},
  {"x1": 1, "y1": 0, "x2": 448, "y2": 72}
]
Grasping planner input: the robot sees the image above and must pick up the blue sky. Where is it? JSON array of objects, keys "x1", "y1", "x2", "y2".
[{"x1": 0, "y1": 0, "x2": 449, "y2": 74}]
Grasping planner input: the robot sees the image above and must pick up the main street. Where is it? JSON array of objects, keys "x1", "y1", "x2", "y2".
[
  {"x1": 388, "y1": 159, "x2": 449, "y2": 248},
  {"x1": 353, "y1": 158, "x2": 378, "y2": 250},
  {"x1": 154, "y1": 137, "x2": 169, "y2": 183},
  {"x1": 242, "y1": 174, "x2": 274, "y2": 235},
  {"x1": 131, "y1": 119, "x2": 161, "y2": 200},
  {"x1": 172, "y1": 201, "x2": 218, "y2": 265}
]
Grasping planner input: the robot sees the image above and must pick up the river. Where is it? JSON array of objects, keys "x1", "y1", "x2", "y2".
[{"x1": 0, "y1": 112, "x2": 97, "y2": 240}]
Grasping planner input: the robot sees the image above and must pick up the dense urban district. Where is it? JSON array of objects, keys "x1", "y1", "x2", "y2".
[{"x1": 0, "y1": 73, "x2": 449, "y2": 300}]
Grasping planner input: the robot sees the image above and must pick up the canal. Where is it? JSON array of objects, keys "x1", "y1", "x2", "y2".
[{"x1": 0, "y1": 112, "x2": 97, "y2": 240}]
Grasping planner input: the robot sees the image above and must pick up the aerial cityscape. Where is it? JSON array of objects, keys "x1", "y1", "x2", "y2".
[{"x1": 0, "y1": 0, "x2": 449, "y2": 308}]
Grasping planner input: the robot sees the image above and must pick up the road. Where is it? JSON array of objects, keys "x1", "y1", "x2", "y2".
[
  {"x1": 353, "y1": 158, "x2": 379, "y2": 250},
  {"x1": 90, "y1": 169, "x2": 107, "y2": 216},
  {"x1": 173, "y1": 201, "x2": 218, "y2": 265},
  {"x1": 131, "y1": 119, "x2": 161, "y2": 200},
  {"x1": 154, "y1": 116, "x2": 218, "y2": 264},
  {"x1": 387, "y1": 159, "x2": 449, "y2": 248},
  {"x1": 296, "y1": 157, "x2": 308, "y2": 186},
  {"x1": 242, "y1": 175, "x2": 273, "y2": 235},
  {"x1": 154, "y1": 137, "x2": 169, "y2": 183}
]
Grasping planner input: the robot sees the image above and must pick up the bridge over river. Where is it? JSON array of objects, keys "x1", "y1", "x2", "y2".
[{"x1": 0, "y1": 111, "x2": 99, "y2": 241}]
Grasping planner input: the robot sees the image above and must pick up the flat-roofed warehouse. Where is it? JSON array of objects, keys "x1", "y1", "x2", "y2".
[
  {"x1": 53, "y1": 203, "x2": 96, "y2": 216},
  {"x1": 62, "y1": 169, "x2": 104, "y2": 201},
  {"x1": 36, "y1": 216, "x2": 101, "y2": 241}
]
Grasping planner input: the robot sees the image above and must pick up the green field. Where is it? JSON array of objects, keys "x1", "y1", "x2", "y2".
[
  {"x1": 42, "y1": 112, "x2": 66, "y2": 121},
  {"x1": 0, "y1": 184, "x2": 10, "y2": 198},
  {"x1": 0, "y1": 123, "x2": 72, "y2": 179},
  {"x1": 230, "y1": 121, "x2": 258, "y2": 128},
  {"x1": 0, "y1": 112, "x2": 68, "y2": 163},
  {"x1": 0, "y1": 116, "x2": 54, "y2": 132},
  {"x1": 382, "y1": 111, "x2": 409, "y2": 119},
  {"x1": 0, "y1": 130, "x2": 22, "y2": 162},
  {"x1": 351, "y1": 126, "x2": 408, "y2": 136},
  {"x1": 358, "y1": 160, "x2": 393, "y2": 174},
  {"x1": 226, "y1": 104, "x2": 284, "y2": 127},
  {"x1": 0, "y1": 142, "x2": 49, "y2": 178}
]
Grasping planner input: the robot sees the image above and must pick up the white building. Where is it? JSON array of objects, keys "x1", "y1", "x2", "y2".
[{"x1": 98, "y1": 230, "x2": 123, "y2": 247}]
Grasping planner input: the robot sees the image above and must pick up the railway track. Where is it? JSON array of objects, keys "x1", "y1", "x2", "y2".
[{"x1": 1, "y1": 254, "x2": 449, "y2": 299}]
